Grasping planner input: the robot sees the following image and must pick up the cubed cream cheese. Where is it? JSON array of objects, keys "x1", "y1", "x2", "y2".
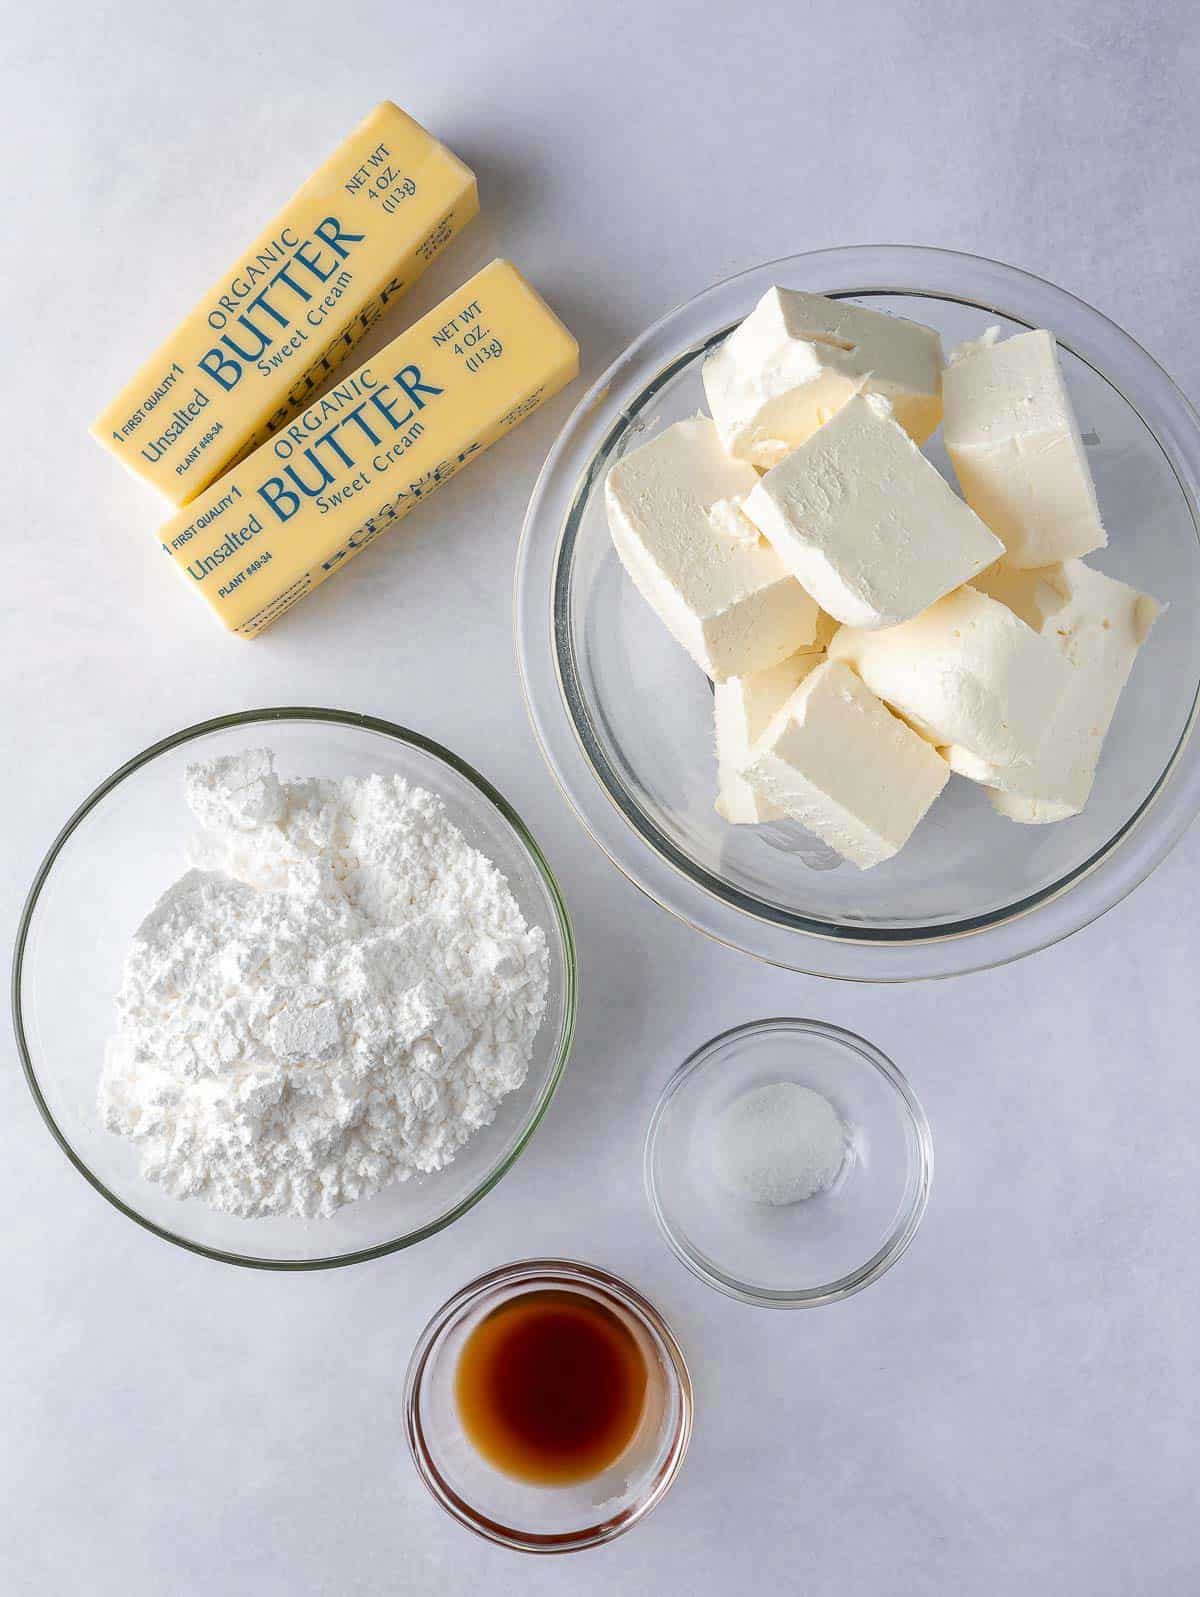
[
  {"x1": 605, "y1": 416, "x2": 820, "y2": 681},
  {"x1": 715, "y1": 650, "x2": 825, "y2": 824},
  {"x1": 828, "y1": 585, "x2": 1073, "y2": 766},
  {"x1": 740, "y1": 661, "x2": 950, "y2": 869},
  {"x1": 811, "y1": 608, "x2": 841, "y2": 651},
  {"x1": 943, "y1": 328, "x2": 1107, "y2": 568},
  {"x1": 944, "y1": 560, "x2": 1161, "y2": 822},
  {"x1": 743, "y1": 393, "x2": 1004, "y2": 628},
  {"x1": 970, "y1": 558, "x2": 1065, "y2": 629},
  {"x1": 702, "y1": 287, "x2": 944, "y2": 468}
]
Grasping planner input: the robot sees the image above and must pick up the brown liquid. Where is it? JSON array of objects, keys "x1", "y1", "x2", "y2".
[{"x1": 455, "y1": 1289, "x2": 650, "y2": 1485}]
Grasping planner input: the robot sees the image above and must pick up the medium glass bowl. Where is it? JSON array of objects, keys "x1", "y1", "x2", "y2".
[
  {"x1": 404, "y1": 1258, "x2": 692, "y2": 1553},
  {"x1": 644, "y1": 1019, "x2": 932, "y2": 1308},
  {"x1": 12, "y1": 709, "x2": 577, "y2": 1270},
  {"x1": 516, "y1": 245, "x2": 1200, "y2": 980}
]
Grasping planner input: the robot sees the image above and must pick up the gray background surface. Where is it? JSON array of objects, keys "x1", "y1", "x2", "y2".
[{"x1": 4, "y1": 2, "x2": 1199, "y2": 1591}]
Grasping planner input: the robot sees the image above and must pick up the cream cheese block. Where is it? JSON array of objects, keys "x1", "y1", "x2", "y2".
[
  {"x1": 703, "y1": 287, "x2": 944, "y2": 468},
  {"x1": 740, "y1": 661, "x2": 950, "y2": 869},
  {"x1": 811, "y1": 608, "x2": 841, "y2": 651},
  {"x1": 743, "y1": 393, "x2": 1003, "y2": 628},
  {"x1": 605, "y1": 416, "x2": 820, "y2": 681},
  {"x1": 715, "y1": 650, "x2": 825, "y2": 824},
  {"x1": 828, "y1": 586, "x2": 1073, "y2": 766},
  {"x1": 943, "y1": 328, "x2": 1107, "y2": 568},
  {"x1": 945, "y1": 561, "x2": 1161, "y2": 822},
  {"x1": 970, "y1": 558, "x2": 1065, "y2": 629}
]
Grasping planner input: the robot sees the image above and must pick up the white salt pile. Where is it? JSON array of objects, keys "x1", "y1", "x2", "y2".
[{"x1": 712, "y1": 1081, "x2": 845, "y2": 1206}]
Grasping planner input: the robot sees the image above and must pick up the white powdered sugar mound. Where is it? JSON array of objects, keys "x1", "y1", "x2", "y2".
[{"x1": 99, "y1": 748, "x2": 550, "y2": 1219}]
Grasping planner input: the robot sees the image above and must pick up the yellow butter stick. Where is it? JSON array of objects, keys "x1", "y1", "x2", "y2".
[
  {"x1": 156, "y1": 259, "x2": 579, "y2": 636},
  {"x1": 92, "y1": 102, "x2": 478, "y2": 505}
]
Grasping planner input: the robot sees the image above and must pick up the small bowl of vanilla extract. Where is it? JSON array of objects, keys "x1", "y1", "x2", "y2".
[{"x1": 404, "y1": 1259, "x2": 693, "y2": 1552}]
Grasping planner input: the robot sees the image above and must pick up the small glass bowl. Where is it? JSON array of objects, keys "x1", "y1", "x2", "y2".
[
  {"x1": 644, "y1": 1019, "x2": 932, "y2": 1308},
  {"x1": 12, "y1": 709, "x2": 577, "y2": 1270},
  {"x1": 516, "y1": 245, "x2": 1200, "y2": 980},
  {"x1": 405, "y1": 1259, "x2": 693, "y2": 1553}
]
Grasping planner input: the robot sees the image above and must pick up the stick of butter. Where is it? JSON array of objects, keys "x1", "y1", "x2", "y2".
[
  {"x1": 155, "y1": 259, "x2": 578, "y2": 636},
  {"x1": 92, "y1": 102, "x2": 478, "y2": 506}
]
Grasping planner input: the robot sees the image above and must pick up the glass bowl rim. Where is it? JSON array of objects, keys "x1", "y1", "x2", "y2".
[
  {"x1": 643, "y1": 1017, "x2": 933, "y2": 1308},
  {"x1": 515, "y1": 243, "x2": 1200, "y2": 981},
  {"x1": 10, "y1": 706, "x2": 578, "y2": 1272},
  {"x1": 403, "y1": 1255, "x2": 694, "y2": 1553}
]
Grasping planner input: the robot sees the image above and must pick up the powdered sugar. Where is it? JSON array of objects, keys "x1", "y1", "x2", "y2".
[{"x1": 99, "y1": 748, "x2": 549, "y2": 1219}]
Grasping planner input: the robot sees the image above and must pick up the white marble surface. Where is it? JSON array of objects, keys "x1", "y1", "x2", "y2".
[{"x1": 4, "y1": 2, "x2": 1200, "y2": 1591}]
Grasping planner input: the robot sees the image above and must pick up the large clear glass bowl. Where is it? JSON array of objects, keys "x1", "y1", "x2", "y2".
[
  {"x1": 12, "y1": 710, "x2": 577, "y2": 1269},
  {"x1": 516, "y1": 246, "x2": 1200, "y2": 980}
]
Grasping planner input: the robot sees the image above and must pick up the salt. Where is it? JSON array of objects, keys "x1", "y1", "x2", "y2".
[{"x1": 712, "y1": 1082, "x2": 845, "y2": 1206}]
